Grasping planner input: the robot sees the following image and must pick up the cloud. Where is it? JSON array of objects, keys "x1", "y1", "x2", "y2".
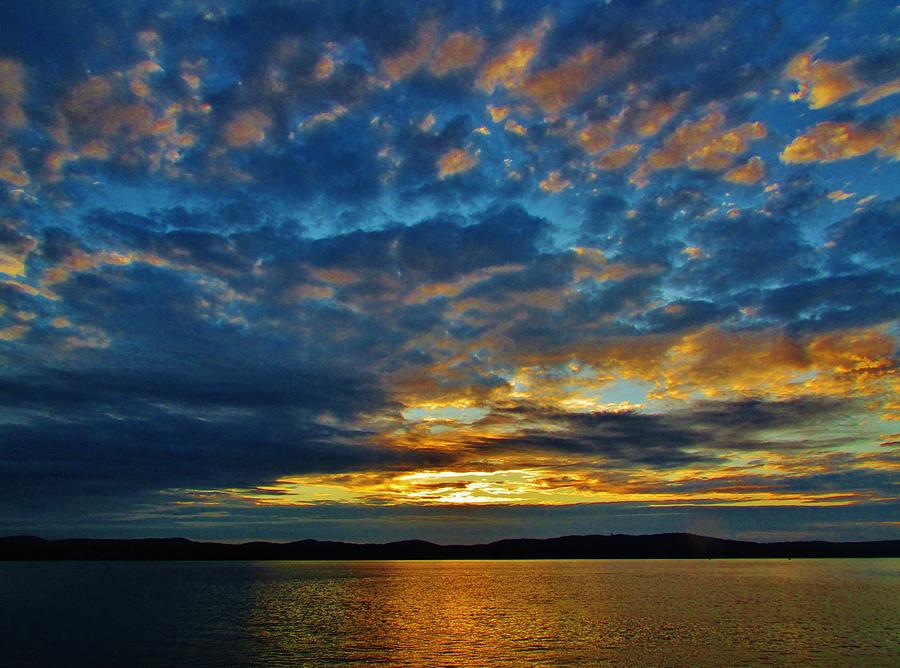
[
  {"x1": 632, "y1": 110, "x2": 766, "y2": 185},
  {"x1": 223, "y1": 109, "x2": 272, "y2": 148},
  {"x1": 575, "y1": 116, "x2": 621, "y2": 154},
  {"x1": 653, "y1": 325, "x2": 896, "y2": 404},
  {"x1": 0, "y1": 219, "x2": 36, "y2": 277},
  {"x1": 520, "y1": 44, "x2": 627, "y2": 113},
  {"x1": 592, "y1": 144, "x2": 640, "y2": 170},
  {"x1": 430, "y1": 31, "x2": 486, "y2": 77},
  {"x1": 678, "y1": 208, "x2": 816, "y2": 293},
  {"x1": 382, "y1": 20, "x2": 438, "y2": 81},
  {"x1": 476, "y1": 19, "x2": 550, "y2": 93},
  {"x1": 856, "y1": 77, "x2": 900, "y2": 106},
  {"x1": 437, "y1": 147, "x2": 479, "y2": 178},
  {"x1": 780, "y1": 117, "x2": 900, "y2": 163},
  {"x1": 723, "y1": 156, "x2": 764, "y2": 184},
  {"x1": 538, "y1": 170, "x2": 571, "y2": 193},
  {"x1": 0, "y1": 0, "x2": 897, "y2": 538},
  {"x1": 632, "y1": 93, "x2": 687, "y2": 137},
  {"x1": 785, "y1": 52, "x2": 862, "y2": 109},
  {"x1": 0, "y1": 59, "x2": 26, "y2": 127}
]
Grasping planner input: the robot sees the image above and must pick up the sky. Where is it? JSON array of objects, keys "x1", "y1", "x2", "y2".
[{"x1": 0, "y1": 0, "x2": 898, "y2": 543}]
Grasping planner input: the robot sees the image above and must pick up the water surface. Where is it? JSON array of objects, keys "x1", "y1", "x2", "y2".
[{"x1": 1, "y1": 559, "x2": 897, "y2": 666}]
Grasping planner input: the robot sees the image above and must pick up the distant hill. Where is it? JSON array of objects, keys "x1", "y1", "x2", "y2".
[{"x1": 1, "y1": 533, "x2": 898, "y2": 560}]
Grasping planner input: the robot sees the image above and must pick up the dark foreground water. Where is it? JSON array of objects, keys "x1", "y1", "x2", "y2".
[{"x1": 1, "y1": 559, "x2": 898, "y2": 667}]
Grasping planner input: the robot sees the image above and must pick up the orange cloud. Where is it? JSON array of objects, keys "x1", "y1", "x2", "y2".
[
  {"x1": 41, "y1": 248, "x2": 168, "y2": 287},
  {"x1": 655, "y1": 325, "x2": 896, "y2": 403},
  {"x1": 437, "y1": 148, "x2": 478, "y2": 178},
  {"x1": 576, "y1": 116, "x2": 621, "y2": 154},
  {"x1": 658, "y1": 327, "x2": 809, "y2": 400},
  {"x1": 403, "y1": 264, "x2": 523, "y2": 305},
  {"x1": 0, "y1": 324, "x2": 29, "y2": 341},
  {"x1": 285, "y1": 283, "x2": 335, "y2": 302},
  {"x1": 827, "y1": 190, "x2": 854, "y2": 202},
  {"x1": 313, "y1": 54, "x2": 335, "y2": 81},
  {"x1": 62, "y1": 76, "x2": 113, "y2": 120},
  {"x1": 137, "y1": 30, "x2": 161, "y2": 57},
  {"x1": 539, "y1": 170, "x2": 571, "y2": 193},
  {"x1": 780, "y1": 117, "x2": 899, "y2": 163},
  {"x1": 633, "y1": 110, "x2": 766, "y2": 185},
  {"x1": 632, "y1": 93, "x2": 687, "y2": 137},
  {"x1": 487, "y1": 104, "x2": 510, "y2": 122},
  {"x1": 127, "y1": 59, "x2": 163, "y2": 98},
  {"x1": 0, "y1": 148, "x2": 29, "y2": 187},
  {"x1": 592, "y1": 144, "x2": 640, "y2": 170},
  {"x1": 785, "y1": 53, "x2": 862, "y2": 109},
  {"x1": 382, "y1": 21, "x2": 438, "y2": 81},
  {"x1": 0, "y1": 219, "x2": 36, "y2": 277},
  {"x1": 430, "y1": 31, "x2": 485, "y2": 76},
  {"x1": 0, "y1": 59, "x2": 26, "y2": 127},
  {"x1": 520, "y1": 44, "x2": 626, "y2": 113},
  {"x1": 504, "y1": 119, "x2": 527, "y2": 136},
  {"x1": 857, "y1": 78, "x2": 900, "y2": 106},
  {"x1": 49, "y1": 73, "x2": 200, "y2": 177},
  {"x1": 224, "y1": 109, "x2": 272, "y2": 147},
  {"x1": 723, "y1": 156, "x2": 764, "y2": 184},
  {"x1": 476, "y1": 19, "x2": 549, "y2": 93},
  {"x1": 807, "y1": 329, "x2": 895, "y2": 383}
]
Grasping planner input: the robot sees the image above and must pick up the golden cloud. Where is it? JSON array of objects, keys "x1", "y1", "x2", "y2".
[
  {"x1": 592, "y1": 144, "x2": 640, "y2": 170},
  {"x1": 0, "y1": 148, "x2": 29, "y2": 187},
  {"x1": 49, "y1": 72, "x2": 200, "y2": 177},
  {"x1": 723, "y1": 156, "x2": 764, "y2": 184},
  {"x1": 539, "y1": 170, "x2": 571, "y2": 193},
  {"x1": 827, "y1": 190, "x2": 854, "y2": 202},
  {"x1": 313, "y1": 54, "x2": 335, "y2": 81},
  {"x1": 780, "y1": 118, "x2": 899, "y2": 163},
  {"x1": 0, "y1": 219, "x2": 36, "y2": 277},
  {"x1": 0, "y1": 324, "x2": 29, "y2": 341},
  {"x1": 487, "y1": 104, "x2": 510, "y2": 122},
  {"x1": 520, "y1": 44, "x2": 626, "y2": 113},
  {"x1": 41, "y1": 248, "x2": 168, "y2": 287},
  {"x1": 785, "y1": 52, "x2": 862, "y2": 109},
  {"x1": 633, "y1": 110, "x2": 766, "y2": 185},
  {"x1": 403, "y1": 264, "x2": 523, "y2": 305},
  {"x1": 504, "y1": 119, "x2": 527, "y2": 136},
  {"x1": 656, "y1": 326, "x2": 896, "y2": 404},
  {"x1": 476, "y1": 19, "x2": 550, "y2": 93},
  {"x1": 224, "y1": 109, "x2": 272, "y2": 147},
  {"x1": 632, "y1": 93, "x2": 687, "y2": 137},
  {"x1": 430, "y1": 31, "x2": 486, "y2": 76},
  {"x1": 0, "y1": 59, "x2": 26, "y2": 127},
  {"x1": 576, "y1": 116, "x2": 621, "y2": 154},
  {"x1": 857, "y1": 78, "x2": 900, "y2": 106},
  {"x1": 437, "y1": 147, "x2": 478, "y2": 178},
  {"x1": 382, "y1": 21, "x2": 438, "y2": 81}
]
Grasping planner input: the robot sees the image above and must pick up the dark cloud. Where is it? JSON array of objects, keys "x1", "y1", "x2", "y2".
[
  {"x1": 759, "y1": 272, "x2": 900, "y2": 332},
  {"x1": 826, "y1": 197, "x2": 900, "y2": 270},
  {"x1": 468, "y1": 397, "x2": 858, "y2": 468},
  {"x1": 679, "y1": 210, "x2": 817, "y2": 295}
]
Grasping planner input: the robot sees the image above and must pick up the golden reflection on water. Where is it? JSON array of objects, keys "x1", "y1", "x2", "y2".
[{"x1": 245, "y1": 559, "x2": 900, "y2": 667}]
